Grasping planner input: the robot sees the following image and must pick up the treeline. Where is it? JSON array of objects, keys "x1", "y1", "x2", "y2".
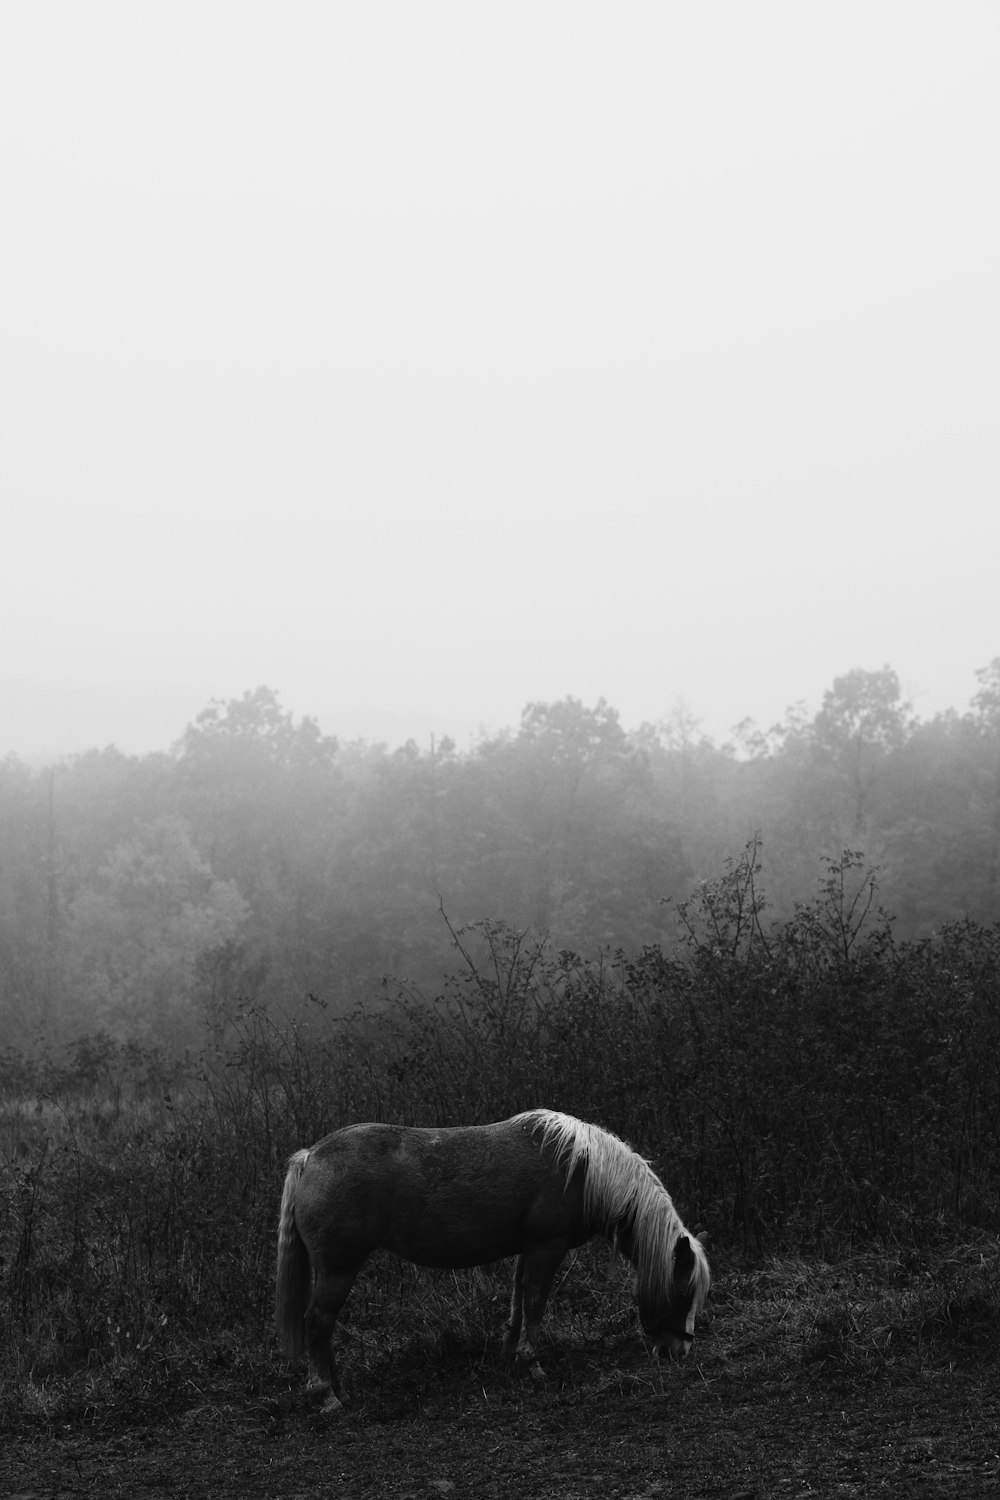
[{"x1": 1, "y1": 661, "x2": 999, "y2": 1050}]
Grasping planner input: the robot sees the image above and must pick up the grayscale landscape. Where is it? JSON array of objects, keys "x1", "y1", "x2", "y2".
[{"x1": 2, "y1": 5, "x2": 998, "y2": 1495}]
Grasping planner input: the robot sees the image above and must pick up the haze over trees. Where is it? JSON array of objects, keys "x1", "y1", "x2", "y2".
[{"x1": 1, "y1": 662, "x2": 999, "y2": 1052}]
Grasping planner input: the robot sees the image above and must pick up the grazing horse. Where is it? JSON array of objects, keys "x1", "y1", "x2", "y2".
[{"x1": 275, "y1": 1108, "x2": 710, "y2": 1409}]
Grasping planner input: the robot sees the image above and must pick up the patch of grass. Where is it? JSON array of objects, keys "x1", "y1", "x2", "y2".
[{"x1": 705, "y1": 1241, "x2": 1000, "y2": 1383}]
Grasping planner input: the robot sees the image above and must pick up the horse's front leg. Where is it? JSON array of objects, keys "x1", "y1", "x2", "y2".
[
  {"x1": 503, "y1": 1255, "x2": 525, "y2": 1360},
  {"x1": 512, "y1": 1242, "x2": 567, "y2": 1377}
]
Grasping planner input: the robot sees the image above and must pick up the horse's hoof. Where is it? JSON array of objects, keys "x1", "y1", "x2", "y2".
[
  {"x1": 530, "y1": 1361, "x2": 546, "y2": 1383},
  {"x1": 321, "y1": 1392, "x2": 345, "y2": 1415}
]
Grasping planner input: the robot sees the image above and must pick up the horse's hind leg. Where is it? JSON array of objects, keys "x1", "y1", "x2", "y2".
[
  {"x1": 304, "y1": 1266, "x2": 359, "y2": 1412},
  {"x1": 503, "y1": 1255, "x2": 525, "y2": 1359}
]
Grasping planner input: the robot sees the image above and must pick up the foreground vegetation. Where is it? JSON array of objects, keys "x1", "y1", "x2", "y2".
[{"x1": 2, "y1": 844, "x2": 998, "y2": 1437}]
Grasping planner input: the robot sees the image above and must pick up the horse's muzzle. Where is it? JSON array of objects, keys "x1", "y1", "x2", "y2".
[{"x1": 655, "y1": 1328, "x2": 695, "y2": 1361}]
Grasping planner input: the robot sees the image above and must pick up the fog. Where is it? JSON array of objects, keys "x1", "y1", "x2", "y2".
[{"x1": 3, "y1": 3, "x2": 998, "y2": 757}]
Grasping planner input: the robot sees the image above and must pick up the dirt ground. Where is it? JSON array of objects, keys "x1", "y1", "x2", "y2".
[{"x1": 5, "y1": 1330, "x2": 998, "y2": 1500}]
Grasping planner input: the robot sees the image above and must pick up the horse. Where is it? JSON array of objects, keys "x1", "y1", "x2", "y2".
[{"x1": 275, "y1": 1108, "x2": 710, "y2": 1409}]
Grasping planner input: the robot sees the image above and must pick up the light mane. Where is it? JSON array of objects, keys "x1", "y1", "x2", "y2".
[{"x1": 514, "y1": 1109, "x2": 710, "y2": 1309}]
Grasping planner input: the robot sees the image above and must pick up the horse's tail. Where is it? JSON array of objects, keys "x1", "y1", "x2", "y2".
[{"x1": 275, "y1": 1148, "x2": 312, "y2": 1360}]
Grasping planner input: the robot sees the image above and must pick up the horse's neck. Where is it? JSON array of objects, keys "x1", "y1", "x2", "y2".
[{"x1": 612, "y1": 1220, "x2": 637, "y2": 1263}]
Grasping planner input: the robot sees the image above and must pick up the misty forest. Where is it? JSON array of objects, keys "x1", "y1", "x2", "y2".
[{"x1": 4, "y1": 660, "x2": 1000, "y2": 1052}]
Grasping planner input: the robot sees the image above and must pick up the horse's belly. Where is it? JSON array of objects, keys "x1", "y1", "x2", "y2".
[{"x1": 389, "y1": 1220, "x2": 525, "y2": 1269}]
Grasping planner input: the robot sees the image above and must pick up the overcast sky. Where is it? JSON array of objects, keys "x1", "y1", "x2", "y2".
[{"x1": 2, "y1": 3, "x2": 997, "y2": 758}]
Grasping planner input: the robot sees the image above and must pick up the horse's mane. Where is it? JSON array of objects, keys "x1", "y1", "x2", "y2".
[{"x1": 515, "y1": 1109, "x2": 710, "y2": 1309}]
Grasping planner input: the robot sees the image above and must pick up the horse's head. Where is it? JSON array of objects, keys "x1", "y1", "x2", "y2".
[{"x1": 638, "y1": 1230, "x2": 710, "y2": 1361}]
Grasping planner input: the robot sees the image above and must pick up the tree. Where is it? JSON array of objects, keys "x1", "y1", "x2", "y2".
[
  {"x1": 970, "y1": 657, "x2": 1000, "y2": 905},
  {"x1": 812, "y1": 666, "x2": 913, "y2": 839},
  {"x1": 173, "y1": 687, "x2": 349, "y2": 1002},
  {"x1": 517, "y1": 696, "x2": 630, "y2": 769},
  {"x1": 466, "y1": 698, "x2": 684, "y2": 947},
  {"x1": 64, "y1": 815, "x2": 248, "y2": 1044},
  {"x1": 177, "y1": 685, "x2": 336, "y2": 772},
  {"x1": 0, "y1": 756, "x2": 51, "y2": 1046}
]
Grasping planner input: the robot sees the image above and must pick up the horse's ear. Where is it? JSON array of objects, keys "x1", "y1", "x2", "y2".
[
  {"x1": 693, "y1": 1225, "x2": 709, "y2": 1246},
  {"x1": 674, "y1": 1234, "x2": 695, "y2": 1273}
]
